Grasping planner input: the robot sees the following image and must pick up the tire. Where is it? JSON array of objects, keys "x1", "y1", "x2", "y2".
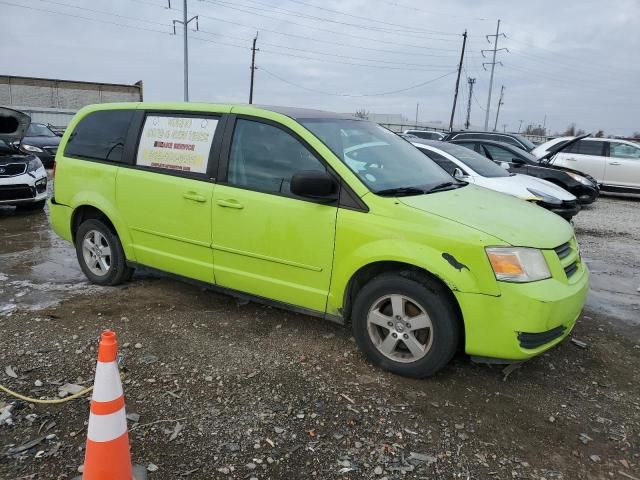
[
  {"x1": 16, "y1": 200, "x2": 46, "y2": 211},
  {"x1": 75, "y1": 219, "x2": 133, "y2": 286},
  {"x1": 351, "y1": 272, "x2": 460, "y2": 378}
]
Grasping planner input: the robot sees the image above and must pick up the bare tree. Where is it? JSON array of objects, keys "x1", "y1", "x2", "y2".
[
  {"x1": 563, "y1": 124, "x2": 576, "y2": 136},
  {"x1": 576, "y1": 128, "x2": 586, "y2": 136},
  {"x1": 594, "y1": 130, "x2": 605, "y2": 138},
  {"x1": 354, "y1": 109, "x2": 369, "y2": 120},
  {"x1": 632, "y1": 131, "x2": 640, "y2": 139}
]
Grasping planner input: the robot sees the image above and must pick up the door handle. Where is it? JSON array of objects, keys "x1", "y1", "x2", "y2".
[
  {"x1": 216, "y1": 198, "x2": 244, "y2": 209},
  {"x1": 183, "y1": 192, "x2": 207, "y2": 203},
  {"x1": 609, "y1": 161, "x2": 622, "y2": 166}
]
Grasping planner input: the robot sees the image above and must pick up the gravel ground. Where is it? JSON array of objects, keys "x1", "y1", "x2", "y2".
[{"x1": 1, "y1": 194, "x2": 639, "y2": 480}]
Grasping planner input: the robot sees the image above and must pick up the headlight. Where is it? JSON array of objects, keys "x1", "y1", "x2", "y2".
[
  {"x1": 486, "y1": 247, "x2": 551, "y2": 283},
  {"x1": 27, "y1": 156, "x2": 43, "y2": 173},
  {"x1": 565, "y1": 172, "x2": 593, "y2": 186},
  {"x1": 527, "y1": 188, "x2": 562, "y2": 206},
  {"x1": 21, "y1": 144, "x2": 44, "y2": 153}
]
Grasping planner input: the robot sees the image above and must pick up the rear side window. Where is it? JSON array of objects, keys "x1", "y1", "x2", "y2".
[
  {"x1": 136, "y1": 114, "x2": 219, "y2": 174},
  {"x1": 65, "y1": 110, "x2": 134, "y2": 163},
  {"x1": 483, "y1": 144, "x2": 514, "y2": 162}
]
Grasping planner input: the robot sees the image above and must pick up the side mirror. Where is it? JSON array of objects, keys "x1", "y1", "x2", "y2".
[
  {"x1": 290, "y1": 170, "x2": 338, "y2": 202},
  {"x1": 499, "y1": 161, "x2": 511, "y2": 170},
  {"x1": 452, "y1": 167, "x2": 467, "y2": 179},
  {"x1": 511, "y1": 157, "x2": 526, "y2": 165}
]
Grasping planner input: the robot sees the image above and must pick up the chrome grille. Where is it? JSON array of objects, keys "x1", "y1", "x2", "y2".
[{"x1": 0, "y1": 163, "x2": 27, "y2": 177}]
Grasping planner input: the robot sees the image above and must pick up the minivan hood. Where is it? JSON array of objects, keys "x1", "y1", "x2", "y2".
[
  {"x1": 0, "y1": 107, "x2": 31, "y2": 143},
  {"x1": 474, "y1": 174, "x2": 575, "y2": 201},
  {"x1": 398, "y1": 184, "x2": 573, "y2": 249}
]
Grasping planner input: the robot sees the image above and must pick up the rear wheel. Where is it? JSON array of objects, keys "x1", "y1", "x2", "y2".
[
  {"x1": 351, "y1": 272, "x2": 460, "y2": 378},
  {"x1": 75, "y1": 219, "x2": 133, "y2": 286}
]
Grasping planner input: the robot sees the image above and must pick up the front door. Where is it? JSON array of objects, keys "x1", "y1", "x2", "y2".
[
  {"x1": 116, "y1": 112, "x2": 222, "y2": 283},
  {"x1": 605, "y1": 142, "x2": 640, "y2": 188},
  {"x1": 555, "y1": 140, "x2": 607, "y2": 182},
  {"x1": 212, "y1": 118, "x2": 338, "y2": 313}
]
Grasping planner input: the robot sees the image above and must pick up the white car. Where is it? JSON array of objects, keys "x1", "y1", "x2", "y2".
[
  {"x1": 532, "y1": 137, "x2": 640, "y2": 193},
  {"x1": 402, "y1": 129, "x2": 445, "y2": 141},
  {"x1": 410, "y1": 140, "x2": 579, "y2": 221},
  {"x1": 0, "y1": 108, "x2": 48, "y2": 210}
]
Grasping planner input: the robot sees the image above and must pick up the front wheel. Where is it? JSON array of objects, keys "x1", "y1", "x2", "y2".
[
  {"x1": 75, "y1": 219, "x2": 133, "y2": 286},
  {"x1": 351, "y1": 272, "x2": 460, "y2": 378}
]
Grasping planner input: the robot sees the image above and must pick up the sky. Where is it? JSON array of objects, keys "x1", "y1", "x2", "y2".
[{"x1": 1, "y1": 0, "x2": 639, "y2": 135}]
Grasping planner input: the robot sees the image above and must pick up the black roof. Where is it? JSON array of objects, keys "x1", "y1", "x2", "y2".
[
  {"x1": 255, "y1": 105, "x2": 359, "y2": 121},
  {"x1": 450, "y1": 138, "x2": 522, "y2": 149}
]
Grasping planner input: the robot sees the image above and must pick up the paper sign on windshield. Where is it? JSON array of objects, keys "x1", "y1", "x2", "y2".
[{"x1": 137, "y1": 116, "x2": 218, "y2": 174}]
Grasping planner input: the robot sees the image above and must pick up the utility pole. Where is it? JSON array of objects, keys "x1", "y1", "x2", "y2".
[
  {"x1": 448, "y1": 30, "x2": 467, "y2": 131},
  {"x1": 249, "y1": 31, "x2": 259, "y2": 104},
  {"x1": 172, "y1": 0, "x2": 198, "y2": 101},
  {"x1": 502, "y1": 123, "x2": 507, "y2": 133},
  {"x1": 415, "y1": 103, "x2": 419, "y2": 126},
  {"x1": 493, "y1": 85, "x2": 505, "y2": 131},
  {"x1": 482, "y1": 19, "x2": 507, "y2": 130},
  {"x1": 517, "y1": 119, "x2": 523, "y2": 133},
  {"x1": 464, "y1": 77, "x2": 476, "y2": 129}
]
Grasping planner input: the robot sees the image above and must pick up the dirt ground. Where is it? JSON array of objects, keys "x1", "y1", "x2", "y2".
[{"x1": 1, "y1": 193, "x2": 639, "y2": 480}]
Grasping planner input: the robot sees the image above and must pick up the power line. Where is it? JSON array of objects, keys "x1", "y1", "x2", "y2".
[
  {"x1": 134, "y1": 0, "x2": 460, "y2": 56},
  {"x1": 203, "y1": 0, "x2": 462, "y2": 41},
  {"x1": 195, "y1": 28, "x2": 457, "y2": 67},
  {"x1": 259, "y1": 66, "x2": 457, "y2": 97},
  {"x1": 280, "y1": 0, "x2": 463, "y2": 36},
  {"x1": 199, "y1": 0, "x2": 459, "y2": 49}
]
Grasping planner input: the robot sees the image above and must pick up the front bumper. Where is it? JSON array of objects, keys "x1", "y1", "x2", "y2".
[
  {"x1": 456, "y1": 249, "x2": 589, "y2": 361},
  {"x1": 0, "y1": 169, "x2": 48, "y2": 205}
]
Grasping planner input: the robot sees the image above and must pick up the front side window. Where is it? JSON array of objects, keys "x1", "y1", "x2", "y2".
[
  {"x1": 427, "y1": 142, "x2": 510, "y2": 178},
  {"x1": 65, "y1": 110, "x2": 134, "y2": 163},
  {"x1": 483, "y1": 144, "x2": 515, "y2": 162},
  {"x1": 565, "y1": 140, "x2": 605, "y2": 156},
  {"x1": 301, "y1": 119, "x2": 452, "y2": 192},
  {"x1": 418, "y1": 148, "x2": 462, "y2": 176},
  {"x1": 136, "y1": 114, "x2": 219, "y2": 174},
  {"x1": 227, "y1": 119, "x2": 325, "y2": 195},
  {"x1": 610, "y1": 142, "x2": 640, "y2": 159}
]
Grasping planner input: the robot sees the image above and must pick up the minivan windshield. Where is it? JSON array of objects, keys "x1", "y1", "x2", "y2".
[
  {"x1": 429, "y1": 142, "x2": 511, "y2": 178},
  {"x1": 301, "y1": 119, "x2": 455, "y2": 194}
]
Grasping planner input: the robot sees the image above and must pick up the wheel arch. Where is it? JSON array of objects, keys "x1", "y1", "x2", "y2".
[
  {"x1": 341, "y1": 261, "x2": 465, "y2": 348},
  {"x1": 70, "y1": 204, "x2": 135, "y2": 261}
]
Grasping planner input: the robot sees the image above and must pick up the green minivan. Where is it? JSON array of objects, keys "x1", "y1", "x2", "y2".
[{"x1": 50, "y1": 103, "x2": 589, "y2": 377}]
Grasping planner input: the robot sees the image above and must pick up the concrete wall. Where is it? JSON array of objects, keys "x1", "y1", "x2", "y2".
[{"x1": 0, "y1": 76, "x2": 143, "y2": 127}]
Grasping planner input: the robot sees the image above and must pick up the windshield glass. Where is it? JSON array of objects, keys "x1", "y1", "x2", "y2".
[
  {"x1": 301, "y1": 119, "x2": 453, "y2": 193},
  {"x1": 26, "y1": 123, "x2": 56, "y2": 137},
  {"x1": 430, "y1": 142, "x2": 510, "y2": 177}
]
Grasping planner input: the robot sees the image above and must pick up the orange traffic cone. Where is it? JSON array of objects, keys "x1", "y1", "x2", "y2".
[{"x1": 76, "y1": 330, "x2": 146, "y2": 480}]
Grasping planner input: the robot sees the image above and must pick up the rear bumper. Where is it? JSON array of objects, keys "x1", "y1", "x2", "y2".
[
  {"x1": 456, "y1": 263, "x2": 589, "y2": 361},
  {"x1": 49, "y1": 198, "x2": 74, "y2": 242}
]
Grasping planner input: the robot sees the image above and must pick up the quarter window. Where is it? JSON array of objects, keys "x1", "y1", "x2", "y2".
[
  {"x1": 227, "y1": 119, "x2": 325, "y2": 195},
  {"x1": 483, "y1": 144, "x2": 514, "y2": 162},
  {"x1": 65, "y1": 110, "x2": 134, "y2": 163}
]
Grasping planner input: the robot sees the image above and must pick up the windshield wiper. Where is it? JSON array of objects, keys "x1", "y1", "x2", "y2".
[
  {"x1": 376, "y1": 186, "x2": 427, "y2": 196},
  {"x1": 424, "y1": 181, "x2": 462, "y2": 193}
]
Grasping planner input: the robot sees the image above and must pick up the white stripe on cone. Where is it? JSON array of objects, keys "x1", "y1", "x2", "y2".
[
  {"x1": 87, "y1": 408, "x2": 128, "y2": 442},
  {"x1": 92, "y1": 361, "x2": 124, "y2": 402}
]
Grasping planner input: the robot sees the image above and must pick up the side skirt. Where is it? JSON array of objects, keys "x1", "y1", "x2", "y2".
[{"x1": 125, "y1": 261, "x2": 345, "y2": 325}]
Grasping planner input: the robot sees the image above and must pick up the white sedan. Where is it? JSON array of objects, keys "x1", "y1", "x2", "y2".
[
  {"x1": 0, "y1": 108, "x2": 48, "y2": 210},
  {"x1": 410, "y1": 140, "x2": 579, "y2": 221},
  {"x1": 532, "y1": 136, "x2": 640, "y2": 194}
]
